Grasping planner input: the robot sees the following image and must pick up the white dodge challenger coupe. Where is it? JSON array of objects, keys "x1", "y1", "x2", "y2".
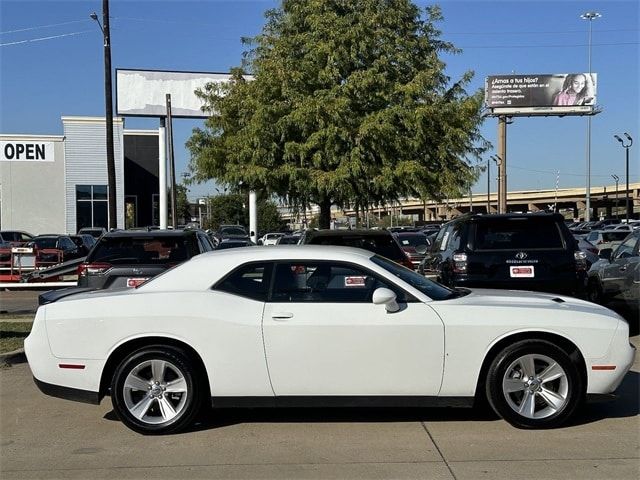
[{"x1": 25, "y1": 246, "x2": 635, "y2": 434}]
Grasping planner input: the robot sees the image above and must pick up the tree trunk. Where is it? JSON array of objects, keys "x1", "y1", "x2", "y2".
[{"x1": 319, "y1": 199, "x2": 332, "y2": 229}]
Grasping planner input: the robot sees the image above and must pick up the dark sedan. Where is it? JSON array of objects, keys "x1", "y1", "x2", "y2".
[
  {"x1": 587, "y1": 232, "x2": 639, "y2": 304},
  {"x1": 393, "y1": 232, "x2": 430, "y2": 270}
]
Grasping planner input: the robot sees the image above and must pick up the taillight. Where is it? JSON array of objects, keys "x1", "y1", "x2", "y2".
[
  {"x1": 399, "y1": 255, "x2": 414, "y2": 270},
  {"x1": 574, "y1": 251, "x2": 587, "y2": 271},
  {"x1": 77, "y1": 262, "x2": 112, "y2": 277},
  {"x1": 452, "y1": 253, "x2": 468, "y2": 273}
]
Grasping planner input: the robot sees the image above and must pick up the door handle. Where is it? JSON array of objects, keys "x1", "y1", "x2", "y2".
[
  {"x1": 619, "y1": 266, "x2": 627, "y2": 272},
  {"x1": 271, "y1": 312, "x2": 294, "y2": 320}
]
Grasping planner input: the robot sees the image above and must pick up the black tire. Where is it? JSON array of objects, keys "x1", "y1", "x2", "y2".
[
  {"x1": 586, "y1": 278, "x2": 605, "y2": 304},
  {"x1": 485, "y1": 340, "x2": 584, "y2": 429},
  {"x1": 111, "y1": 346, "x2": 203, "y2": 435}
]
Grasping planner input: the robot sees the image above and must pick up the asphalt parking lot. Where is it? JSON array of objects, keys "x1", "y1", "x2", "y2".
[{"x1": 1, "y1": 290, "x2": 639, "y2": 479}]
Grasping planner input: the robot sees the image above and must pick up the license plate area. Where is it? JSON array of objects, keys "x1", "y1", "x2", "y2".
[
  {"x1": 126, "y1": 278, "x2": 149, "y2": 288},
  {"x1": 510, "y1": 266, "x2": 534, "y2": 278}
]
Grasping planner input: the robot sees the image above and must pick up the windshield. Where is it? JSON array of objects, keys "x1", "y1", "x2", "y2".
[
  {"x1": 221, "y1": 227, "x2": 247, "y2": 236},
  {"x1": 370, "y1": 255, "x2": 457, "y2": 301},
  {"x1": 396, "y1": 234, "x2": 429, "y2": 247}
]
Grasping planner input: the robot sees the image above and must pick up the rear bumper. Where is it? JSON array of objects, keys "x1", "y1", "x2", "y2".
[{"x1": 33, "y1": 377, "x2": 100, "y2": 405}]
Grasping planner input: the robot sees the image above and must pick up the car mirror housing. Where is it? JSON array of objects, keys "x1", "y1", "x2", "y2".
[{"x1": 372, "y1": 287, "x2": 400, "y2": 313}]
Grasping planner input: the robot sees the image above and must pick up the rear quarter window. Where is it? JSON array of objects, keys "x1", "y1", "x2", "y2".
[{"x1": 472, "y1": 218, "x2": 565, "y2": 250}]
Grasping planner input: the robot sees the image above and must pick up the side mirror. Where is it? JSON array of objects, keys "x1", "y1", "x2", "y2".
[
  {"x1": 415, "y1": 244, "x2": 428, "y2": 255},
  {"x1": 598, "y1": 248, "x2": 613, "y2": 261},
  {"x1": 372, "y1": 287, "x2": 400, "y2": 313}
]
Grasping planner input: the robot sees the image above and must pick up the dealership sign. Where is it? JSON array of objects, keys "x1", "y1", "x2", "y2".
[
  {"x1": 0, "y1": 141, "x2": 54, "y2": 162},
  {"x1": 485, "y1": 73, "x2": 597, "y2": 114}
]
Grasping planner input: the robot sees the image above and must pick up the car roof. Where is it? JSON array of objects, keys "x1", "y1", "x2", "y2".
[
  {"x1": 141, "y1": 245, "x2": 376, "y2": 292},
  {"x1": 101, "y1": 230, "x2": 195, "y2": 239},
  {"x1": 306, "y1": 229, "x2": 392, "y2": 237},
  {"x1": 394, "y1": 231, "x2": 427, "y2": 236}
]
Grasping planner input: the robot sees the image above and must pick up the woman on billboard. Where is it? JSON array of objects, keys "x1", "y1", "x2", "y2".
[{"x1": 553, "y1": 73, "x2": 595, "y2": 106}]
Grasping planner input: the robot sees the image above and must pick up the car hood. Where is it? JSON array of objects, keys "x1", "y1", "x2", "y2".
[{"x1": 444, "y1": 287, "x2": 619, "y2": 318}]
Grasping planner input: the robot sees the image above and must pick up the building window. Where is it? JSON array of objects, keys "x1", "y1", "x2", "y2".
[{"x1": 76, "y1": 185, "x2": 108, "y2": 231}]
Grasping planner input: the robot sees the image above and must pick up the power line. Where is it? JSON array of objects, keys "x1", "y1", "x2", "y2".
[
  {"x1": 508, "y1": 164, "x2": 630, "y2": 179},
  {"x1": 0, "y1": 19, "x2": 90, "y2": 35},
  {"x1": 0, "y1": 30, "x2": 91, "y2": 47},
  {"x1": 459, "y1": 42, "x2": 638, "y2": 49},
  {"x1": 445, "y1": 28, "x2": 638, "y2": 35}
]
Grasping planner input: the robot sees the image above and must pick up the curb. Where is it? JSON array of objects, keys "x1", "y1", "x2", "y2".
[{"x1": 0, "y1": 348, "x2": 26, "y2": 365}]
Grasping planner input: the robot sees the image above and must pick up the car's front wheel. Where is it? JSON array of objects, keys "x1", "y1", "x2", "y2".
[
  {"x1": 111, "y1": 346, "x2": 203, "y2": 435},
  {"x1": 485, "y1": 340, "x2": 584, "y2": 429}
]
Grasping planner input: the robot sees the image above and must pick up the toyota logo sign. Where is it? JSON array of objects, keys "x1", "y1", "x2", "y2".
[{"x1": 515, "y1": 252, "x2": 528, "y2": 260}]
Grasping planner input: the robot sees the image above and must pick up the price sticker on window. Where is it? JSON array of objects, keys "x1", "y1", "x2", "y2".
[{"x1": 344, "y1": 276, "x2": 367, "y2": 287}]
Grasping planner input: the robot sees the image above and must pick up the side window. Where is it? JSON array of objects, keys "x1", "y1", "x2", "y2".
[
  {"x1": 271, "y1": 262, "x2": 404, "y2": 303},
  {"x1": 214, "y1": 262, "x2": 272, "y2": 301},
  {"x1": 439, "y1": 226, "x2": 453, "y2": 251},
  {"x1": 586, "y1": 232, "x2": 597, "y2": 243},
  {"x1": 614, "y1": 237, "x2": 638, "y2": 259},
  {"x1": 196, "y1": 233, "x2": 214, "y2": 252}
]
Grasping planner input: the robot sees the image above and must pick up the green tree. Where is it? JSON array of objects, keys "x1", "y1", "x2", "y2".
[
  {"x1": 188, "y1": 0, "x2": 488, "y2": 229},
  {"x1": 205, "y1": 194, "x2": 286, "y2": 234},
  {"x1": 175, "y1": 184, "x2": 192, "y2": 225}
]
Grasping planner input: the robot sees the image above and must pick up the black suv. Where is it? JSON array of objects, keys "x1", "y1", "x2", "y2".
[
  {"x1": 76, "y1": 229, "x2": 214, "y2": 289},
  {"x1": 299, "y1": 229, "x2": 414, "y2": 269},
  {"x1": 418, "y1": 213, "x2": 587, "y2": 296}
]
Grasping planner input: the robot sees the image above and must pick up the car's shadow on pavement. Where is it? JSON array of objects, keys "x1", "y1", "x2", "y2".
[{"x1": 102, "y1": 370, "x2": 639, "y2": 433}]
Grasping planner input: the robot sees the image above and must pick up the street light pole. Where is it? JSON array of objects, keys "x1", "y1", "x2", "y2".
[
  {"x1": 90, "y1": 1, "x2": 117, "y2": 230},
  {"x1": 614, "y1": 133, "x2": 633, "y2": 222},
  {"x1": 581, "y1": 11, "x2": 601, "y2": 222},
  {"x1": 611, "y1": 174, "x2": 619, "y2": 219}
]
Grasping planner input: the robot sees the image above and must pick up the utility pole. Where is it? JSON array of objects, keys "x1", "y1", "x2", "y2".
[
  {"x1": 491, "y1": 154, "x2": 503, "y2": 214},
  {"x1": 91, "y1": 0, "x2": 116, "y2": 230},
  {"x1": 486, "y1": 158, "x2": 491, "y2": 213}
]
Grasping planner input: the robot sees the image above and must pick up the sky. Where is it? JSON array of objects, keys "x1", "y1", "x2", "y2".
[{"x1": 1, "y1": 0, "x2": 638, "y2": 201}]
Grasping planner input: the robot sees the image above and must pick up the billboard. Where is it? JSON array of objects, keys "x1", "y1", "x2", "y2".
[
  {"x1": 485, "y1": 73, "x2": 597, "y2": 114},
  {"x1": 116, "y1": 69, "x2": 253, "y2": 118}
]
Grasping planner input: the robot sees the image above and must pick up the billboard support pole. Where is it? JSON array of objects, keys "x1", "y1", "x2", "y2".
[
  {"x1": 159, "y1": 118, "x2": 167, "y2": 229},
  {"x1": 498, "y1": 116, "x2": 508, "y2": 214}
]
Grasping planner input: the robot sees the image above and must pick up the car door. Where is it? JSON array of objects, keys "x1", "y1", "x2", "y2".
[
  {"x1": 262, "y1": 261, "x2": 445, "y2": 396},
  {"x1": 601, "y1": 236, "x2": 638, "y2": 296}
]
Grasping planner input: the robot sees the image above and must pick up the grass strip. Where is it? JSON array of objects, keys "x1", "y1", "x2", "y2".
[{"x1": 0, "y1": 322, "x2": 32, "y2": 354}]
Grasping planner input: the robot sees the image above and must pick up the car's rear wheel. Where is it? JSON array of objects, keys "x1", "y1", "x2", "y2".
[
  {"x1": 111, "y1": 347, "x2": 202, "y2": 435},
  {"x1": 485, "y1": 340, "x2": 584, "y2": 429}
]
